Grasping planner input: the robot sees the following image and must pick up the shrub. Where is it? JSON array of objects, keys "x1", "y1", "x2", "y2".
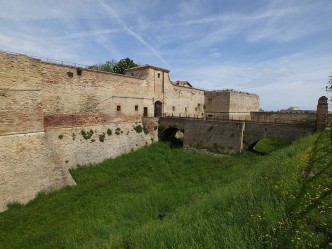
[
  {"x1": 99, "y1": 133, "x2": 106, "y2": 142},
  {"x1": 76, "y1": 67, "x2": 83, "y2": 76},
  {"x1": 81, "y1": 129, "x2": 94, "y2": 140}
]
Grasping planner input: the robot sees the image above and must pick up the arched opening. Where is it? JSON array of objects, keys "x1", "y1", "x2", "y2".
[
  {"x1": 160, "y1": 127, "x2": 184, "y2": 148},
  {"x1": 154, "y1": 101, "x2": 163, "y2": 117},
  {"x1": 248, "y1": 138, "x2": 290, "y2": 155}
]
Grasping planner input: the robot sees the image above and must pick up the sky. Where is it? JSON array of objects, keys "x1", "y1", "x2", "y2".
[{"x1": 0, "y1": 0, "x2": 332, "y2": 111}]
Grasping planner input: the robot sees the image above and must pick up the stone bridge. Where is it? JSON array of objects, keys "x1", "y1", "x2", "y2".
[{"x1": 158, "y1": 117, "x2": 315, "y2": 153}]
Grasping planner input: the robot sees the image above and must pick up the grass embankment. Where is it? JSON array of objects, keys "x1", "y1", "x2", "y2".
[{"x1": 0, "y1": 132, "x2": 331, "y2": 248}]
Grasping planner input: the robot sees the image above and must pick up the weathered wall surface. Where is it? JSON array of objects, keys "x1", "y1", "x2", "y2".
[
  {"x1": 0, "y1": 53, "x2": 43, "y2": 135},
  {"x1": 0, "y1": 52, "x2": 74, "y2": 212},
  {"x1": 244, "y1": 123, "x2": 313, "y2": 149},
  {"x1": 0, "y1": 132, "x2": 75, "y2": 213},
  {"x1": 41, "y1": 63, "x2": 155, "y2": 119},
  {"x1": 164, "y1": 74, "x2": 204, "y2": 118},
  {"x1": 184, "y1": 121, "x2": 244, "y2": 153},
  {"x1": 46, "y1": 122, "x2": 153, "y2": 169},
  {"x1": 229, "y1": 91, "x2": 259, "y2": 119},
  {"x1": 204, "y1": 91, "x2": 230, "y2": 118},
  {"x1": 159, "y1": 118, "x2": 244, "y2": 153},
  {"x1": 205, "y1": 91, "x2": 259, "y2": 120},
  {"x1": 250, "y1": 112, "x2": 316, "y2": 124}
]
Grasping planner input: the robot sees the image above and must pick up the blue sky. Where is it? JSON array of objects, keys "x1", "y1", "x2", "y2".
[{"x1": 1, "y1": 0, "x2": 332, "y2": 110}]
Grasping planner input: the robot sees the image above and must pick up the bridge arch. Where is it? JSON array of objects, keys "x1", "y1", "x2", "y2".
[{"x1": 160, "y1": 126, "x2": 184, "y2": 148}]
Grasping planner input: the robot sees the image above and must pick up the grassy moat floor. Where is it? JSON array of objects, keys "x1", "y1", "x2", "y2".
[{"x1": 0, "y1": 130, "x2": 331, "y2": 249}]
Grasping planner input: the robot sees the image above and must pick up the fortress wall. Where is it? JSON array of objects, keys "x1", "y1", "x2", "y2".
[
  {"x1": 0, "y1": 132, "x2": 74, "y2": 212},
  {"x1": 164, "y1": 77, "x2": 205, "y2": 117},
  {"x1": 250, "y1": 112, "x2": 316, "y2": 124},
  {"x1": 45, "y1": 122, "x2": 153, "y2": 169},
  {"x1": 204, "y1": 91, "x2": 259, "y2": 120},
  {"x1": 41, "y1": 63, "x2": 155, "y2": 119},
  {"x1": 229, "y1": 91, "x2": 259, "y2": 119},
  {"x1": 244, "y1": 123, "x2": 313, "y2": 149},
  {"x1": 0, "y1": 89, "x2": 44, "y2": 135},
  {"x1": 0, "y1": 52, "x2": 74, "y2": 212},
  {"x1": 0, "y1": 53, "x2": 43, "y2": 135},
  {"x1": 184, "y1": 121, "x2": 244, "y2": 153},
  {"x1": 204, "y1": 91, "x2": 230, "y2": 118}
]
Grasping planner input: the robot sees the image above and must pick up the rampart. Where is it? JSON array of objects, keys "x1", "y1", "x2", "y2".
[{"x1": 205, "y1": 90, "x2": 259, "y2": 120}]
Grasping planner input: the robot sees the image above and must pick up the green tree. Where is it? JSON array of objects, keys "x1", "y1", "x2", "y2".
[
  {"x1": 113, "y1": 58, "x2": 138, "y2": 74},
  {"x1": 88, "y1": 59, "x2": 117, "y2": 72}
]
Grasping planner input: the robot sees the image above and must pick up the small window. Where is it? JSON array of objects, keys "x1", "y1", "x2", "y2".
[
  {"x1": 195, "y1": 107, "x2": 198, "y2": 111},
  {"x1": 157, "y1": 73, "x2": 160, "y2": 78},
  {"x1": 198, "y1": 103, "x2": 201, "y2": 108},
  {"x1": 135, "y1": 105, "x2": 138, "y2": 111},
  {"x1": 185, "y1": 107, "x2": 187, "y2": 112},
  {"x1": 172, "y1": 106, "x2": 175, "y2": 111},
  {"x1": 117, "y1": 105, "x2": 121, "y2": 112},
  {"x1": 143, "y1": 107, "x2": 148, "y2": 117}
]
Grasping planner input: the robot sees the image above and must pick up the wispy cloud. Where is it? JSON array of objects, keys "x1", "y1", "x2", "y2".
[{"x1": 98, "y1": 0, "x2": 169, "y2": 66}]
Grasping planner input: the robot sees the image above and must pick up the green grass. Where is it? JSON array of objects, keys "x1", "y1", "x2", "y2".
[
  {"x1": 0, "y1": 131, "x2": 331, "y2": 249},
  {"x1": 254, "y1": 138, "x2": 290, "y2": 155}
]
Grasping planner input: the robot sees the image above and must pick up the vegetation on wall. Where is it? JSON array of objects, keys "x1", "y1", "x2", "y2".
[
  {"x1": 66, "y1": 71, "x2": 74, "y2": 78},
  {"x1": 76, "y1": 67, "x2": 83, "y2": 76},
  {"x1": 81, "y1": 129, "x2": 94, "y2": 140},
  {"x1": 107, "y1": 128, "x2": 112, "y2": 136},
  {"x1": 88, "y1": 58, "x2": 138, "y2": 74},
  {"x1": 99, "y1": 133, "x2": 106, "y2": 142}
]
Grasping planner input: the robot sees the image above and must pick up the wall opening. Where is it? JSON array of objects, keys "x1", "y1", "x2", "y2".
[
  {"x1": 154, "y1": 101, "x2": 163, "y2": 117},
  {"x1": 160, "y1": 127, "x2": 184, "y2": 148},
  {"x1": 248, "y1": 138, "x2": 290, "y2": 155},
  {"x1": 143, "y1": 107, "x2": 148, "y2": 117}
]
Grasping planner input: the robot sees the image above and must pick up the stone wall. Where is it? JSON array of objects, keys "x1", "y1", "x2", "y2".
[
  {"x1": 41, "y1": 63, "x2": 155, "y2": 119},
  {"x1": 0, "y1": 53, "x2": 43, "y2": 135},
  {"x1": 45, "y1": 122, "x2": 153, "y2": 169},
  {"x1": 205, "y1": 91, "x2": 259, "y2": 120},
  {"x1": 0, "y1": 133, "x2": 74, "y2": 212},
  {"x1": 244, "y1": 123, "x2": 313, "y2": 149},
  {"x1": 250, "y1": 112, "x2": 316, "y2": 124},
  {"x1": 164, "y1": 81, "x2": 205, "y2": 117},
  {"x1": 184, "y1": 120, "x2": 244, "y2": 153}
]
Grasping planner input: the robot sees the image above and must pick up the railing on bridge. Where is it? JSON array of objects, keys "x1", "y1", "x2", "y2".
[{"x1": 158, "y1": 114, "x2": 316, "y2": 127}]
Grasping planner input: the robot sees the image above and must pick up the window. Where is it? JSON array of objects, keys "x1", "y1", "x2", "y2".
[
  {"x1": 185, "y1": 107, "x2": 187, "y2": 112},
  {"x1": 172, "y1": 106, "x2": 175, "y2": 111},
  {"x1": 135, "y1": 105, "x2": 138, "y2": 111},
  {"x1": 157, "y1": 73, "x2": 160, "y2": 78},
  {"x1": 195, "y1": 107, "x2": 198, "y2": 111},
  {"x1": 117, "y1": 105, "x2": 121, "y2": 112},
  {"x1": 198, "y1": 103, "x2": 201, "y2": 108}
]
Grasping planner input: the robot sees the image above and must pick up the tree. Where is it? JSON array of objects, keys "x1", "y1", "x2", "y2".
[
  {"x1": 113, "y1": 58, "x2": 138, "y2": 74},
  {"x1": 88, "y1": 59, "x2": 117, "y2": 72}
]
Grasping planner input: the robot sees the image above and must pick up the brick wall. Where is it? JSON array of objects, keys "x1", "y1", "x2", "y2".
[{"x1": 0, "y1": 132, "x2": 74, "y2": 213}]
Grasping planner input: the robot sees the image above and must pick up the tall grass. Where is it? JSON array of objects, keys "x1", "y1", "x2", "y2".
[{"x1": 0, "y1": 132, "x2": 330, "y2": 249}]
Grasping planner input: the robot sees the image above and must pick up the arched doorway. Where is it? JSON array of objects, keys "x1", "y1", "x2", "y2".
[{"x1": 154, "y1": 101, "x2": 163, "y2": 117}]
